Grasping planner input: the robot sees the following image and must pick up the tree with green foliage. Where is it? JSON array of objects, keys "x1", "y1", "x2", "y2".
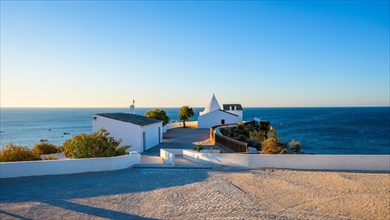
[
  {"x1": 179, "y1": 106, "x2": 194, "y2": 128},
  {"x1": 145, "y1": 109, "x2": 170, "y2": 125}
]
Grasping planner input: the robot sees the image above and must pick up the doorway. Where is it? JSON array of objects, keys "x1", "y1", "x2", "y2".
[
  {"x1": 158, "y1": 127, "x2": 161, "y2": 144},
  {"x1": 221, "y1": 119, "x2": 225, "y2": 125},
  {"x1": 143, "y1": 132, "x2": 146, "y2": 151}
]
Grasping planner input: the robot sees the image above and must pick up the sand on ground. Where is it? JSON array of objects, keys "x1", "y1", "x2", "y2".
[{"x1": 1, "y1": 167, "x2": 389, "y2": 220}]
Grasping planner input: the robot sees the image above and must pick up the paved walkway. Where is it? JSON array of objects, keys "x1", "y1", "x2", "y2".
[
  {"x1": 139, "y1": 127, "x2": 227, "y2": 168},
  {"x1": 142, "y1": 128, "x2": 226, "y2": 156}
]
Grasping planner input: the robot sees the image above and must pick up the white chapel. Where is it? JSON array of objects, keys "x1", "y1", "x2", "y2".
[{"x1": 198, "y1": 94, "x2": 243, "y2": 128}]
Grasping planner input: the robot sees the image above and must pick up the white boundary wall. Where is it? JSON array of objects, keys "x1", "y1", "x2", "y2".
[
  {"x1": 163, "y1": 121, "x2": 198, "y2": 133},
  {"x1": 183, "y1": 150, "x2": 390, "y2": 171},
  {"x1": 160, "y1": 149, "x2": 184, "y2": 166},
  {"x1": 0, "y1": 153, "x2": 141, "y2": 178}
]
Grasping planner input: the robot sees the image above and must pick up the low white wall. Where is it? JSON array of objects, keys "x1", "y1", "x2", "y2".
[
  {"x1": 161, "y1": 148, "x2": 184, "y2": 155},
  {"x1": 160, "y1": 149, "x2": 176, "y2": 166},
  {"x1": 183, "y1": 150, "x2": 249, "y2": 166},
  {"x1": 163, "y1": 121, "x2": 198, "y2": 133},
  {"x1": 183, "y1": 150, "x2": 390, "y2": 171},
  {"x1": 0, "y1": 153, "x2": 141, "y2": 179},
  {"x1": 160, "y1": 149, "x2": 185, "y2": 166}
]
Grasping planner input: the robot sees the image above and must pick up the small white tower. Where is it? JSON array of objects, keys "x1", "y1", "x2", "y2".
[{"x1": 129, "y1": 99, "x2": 135, "y2": 114}]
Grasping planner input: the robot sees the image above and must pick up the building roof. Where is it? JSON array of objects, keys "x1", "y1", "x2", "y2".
[
  {"x1": 223, "y1": 104, "x2": 243, "y2": 111},
  {"x1": 200, "y1": 94, "x2": 221, "y2": 115},
  {"x1": 218, "y1": 109, "x2": 238, "y2": 116},
  {"x1": 95, "y1": 113, "x2": 162, "y2": 126}
]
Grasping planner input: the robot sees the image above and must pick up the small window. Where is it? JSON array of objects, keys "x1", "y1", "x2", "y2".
[{"x1": 221, "y1": 119, "x2": 225, "y2": 125}]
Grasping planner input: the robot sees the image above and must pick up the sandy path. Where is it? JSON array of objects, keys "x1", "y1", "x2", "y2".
[
  {"x1": 1, "y1": 168, "x2": 389, "y2": 219},
  {"x1": 218, "y1": 169, "x2": 390, "y2": 219}
]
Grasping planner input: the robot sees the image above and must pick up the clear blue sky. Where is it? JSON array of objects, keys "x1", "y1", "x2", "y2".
[{"x1": 1, "y1": 1, "x2": 389, "y2": 107}]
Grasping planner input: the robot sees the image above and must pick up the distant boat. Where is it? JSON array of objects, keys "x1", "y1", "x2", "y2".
[
  {"x1": 63, "y1": 132, "x2": 70, "y2": 135},
  {"x1": 40, "y1": 139, "x2": 48, "y2": 142}
]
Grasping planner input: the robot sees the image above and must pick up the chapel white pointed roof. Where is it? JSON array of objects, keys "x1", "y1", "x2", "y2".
[{"x1": 200, "y1": 94, "x2": 221, "y2": 115}]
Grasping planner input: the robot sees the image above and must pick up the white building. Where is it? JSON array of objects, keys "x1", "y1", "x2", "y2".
[
  {"x1": 223, "y1": 104, "x2": 243, "y2": 121},
  {"x1": 92, "y1": 112, "x2": 163, "y2": 153},
  {"x1": 198, "y1": 94, "x2": 243, "y2": 128}
]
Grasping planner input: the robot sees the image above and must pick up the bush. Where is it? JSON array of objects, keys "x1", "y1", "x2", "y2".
[
  {"x1": 249, "y1": 130, "x2": 266, "y2": 143},
  {"x1": 267, "y1": 126, "x2": 279, "y2": 140},
  {"x1": 289, "y1": 140, "x2": 302, "y2": 153},
  {"x1": 57, "y1": 146, "x2": 65, "y2": 153},
  {"x1": 62, "y1": 129, "x2": 130, "y2": 159},
  {"x1": 237, "y1": 122, "x2": 245, "y2": 127},
  {"x1": 219, "y1": 127, "x2": 232, "y2": 137},
  {"x1": 237, "y1": 134, "x2": 248, "y2": 142},
  {"x1": 44, "y1": 155, "x2": 60, "y2": 160},
  {"x1": 193, "y1": 144, "x2": 204, "y2": 152},
  {"x1": 0, "y1": 144, "x2": 41, "y2": 162},
  {"x1": 261, "y1": 138, "x2": 288, "y2": 154},
  {"x1": 247, "y1": 138, "x2": 260, "y2": 149},
  {"x1": 243, "y1": 123, "x2": 255, "y2": 134},
  {"x1": 32, "y1": 142, "x2": 58, "y2": 155}
]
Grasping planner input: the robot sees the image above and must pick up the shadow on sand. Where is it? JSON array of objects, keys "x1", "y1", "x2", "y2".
[{"x1": 0, "y1": 167, "x2": 212, "y2": 219}]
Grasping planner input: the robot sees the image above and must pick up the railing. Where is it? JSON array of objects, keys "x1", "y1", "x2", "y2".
[
  {"x1": 210, "y1": 124, "x2": 248, "y2": 153},
  {"x1": 215, "y1": 133, "x2": 248, "y2": 153}
]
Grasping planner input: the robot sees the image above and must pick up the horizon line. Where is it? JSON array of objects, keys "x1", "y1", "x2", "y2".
[{"x1": 1, "y1": 105, "x2": 389, "y2": 109}]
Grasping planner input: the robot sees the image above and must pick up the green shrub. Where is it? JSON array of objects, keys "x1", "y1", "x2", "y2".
[
  {"x1": 237, "y1": 122, "x2": 245, "y2": 127},
  {"x1": 249, "y1": 130, "x2": 266, "y2": 143},
  {"x1": 243, "y1": 123, "x2": 255, "y2": 134},
  {"x1": 261, "y1": 138, "x2": 288, "y2": 154},
  {"x1": 267, "y1": 126, "x2": 279, "y2": 141},
  {"x1": 32, "y1": 142, "x2": 58, "y2": 155},
  {"x1": 219, "y1": 127, "x2": 232, "y2": 137},
  {"x1": 63, "y1": 129, "x2": 130, "y2": 159},
  {"x1": 57, "y1": 146, "x2": 65, "y2": 153},
  {"x1": 237, "y1": 134, "x2": 248, "y2": 142},
  {"x1": 193, "y1": 144, "x2": 204, "y2": 152},
  {"x1": 247, "y1": 138, "x2": 260, "y2": 149},
  {"x1": 44, "y1": 155, "x2": 60, "y2": 160},
  {"x1": 0, "y1": 144, "x2": 41, "y2": 162},
  {"x1": 289, "y1": 140, "x2": 302, "y2": 153}
]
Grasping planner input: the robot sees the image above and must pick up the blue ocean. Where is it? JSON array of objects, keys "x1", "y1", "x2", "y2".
[{"x1": 0, "y1": 107, "x2": 389, "y2": 155}]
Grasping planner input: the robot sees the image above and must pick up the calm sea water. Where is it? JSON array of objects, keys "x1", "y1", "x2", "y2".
[{"x1": 0, "y1": 107, "x2": 389, "y2": 155}]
